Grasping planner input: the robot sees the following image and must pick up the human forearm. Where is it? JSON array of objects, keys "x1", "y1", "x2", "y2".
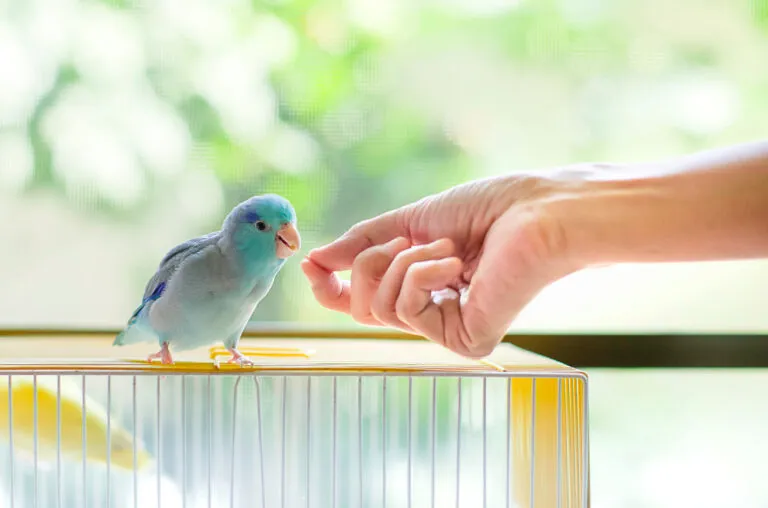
[{"x1": 547, "y1": 140, "x2": 768, "y2": 266}]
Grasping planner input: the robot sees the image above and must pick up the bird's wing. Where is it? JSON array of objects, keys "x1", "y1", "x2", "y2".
[
  {"x1": 127, "y1": 232, "x2": 222, "y2": 323},
  {"x1": 143, "y1": 232, "x2": 221, "y2": 298}
]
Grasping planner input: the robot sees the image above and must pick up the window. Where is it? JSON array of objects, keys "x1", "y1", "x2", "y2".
[{"x1": 1, "y1": 0, "x2": 766, "y2": 505}]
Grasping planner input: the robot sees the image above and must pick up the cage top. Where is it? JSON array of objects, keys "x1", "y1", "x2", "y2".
[{"x1": 0, "y1": 335, "x2": 582, "y2": 376}]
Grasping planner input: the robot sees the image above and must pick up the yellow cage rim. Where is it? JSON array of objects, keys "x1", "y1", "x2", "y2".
[
  {"x1": 0, "y1": 327, "x2": 588, "y2": 378},
  {"x1": 0, "y1": 366, "x2": 589, "y2": 379}
]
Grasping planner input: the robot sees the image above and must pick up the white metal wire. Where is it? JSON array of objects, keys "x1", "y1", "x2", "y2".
[
  {"x1": 455, "y1": 377, "x2": 462, "y2": 508},
  {"x1": 281, "y1": 376, "x2": 288, "y2": 508},
  {"x1": 531, "y1": 378, "x2": 537, "y2": 508},
  {"x1": 482, "y1": 376, "x2": 487, "y2": 508},
  {"x1": 56, "y1": 375, "x2": 61, "y2": 508},
  {"x1": 331, "y1": 377, "x2": 337, "y2": 508},
  {"x1": 207, "y1": 377, "x2": 213, "y2": 508},
  {"x1": 107, "y1": 375, "x2": 111, "y2": 508},
  {"x1": 382, "y1": 376, "x2": 387, "y2": 508},
  {"x1": 306, "y1": 376, "x2": 312, "y2": 508},
  {"x1": 407, "y1": 376, "x2": 412, "y2": 508},
  {"x1": 33, "y1": 375, "x2": 37, "y2": 508},
  {"x1": 0, "y1": 371, "x2": 588, "y2": 508},
  {"x1": 156, "y1": 377, "x2": 161, "y2": 508},
  {"x1": 357, "y1": 376, "x2": 363, "y2": 508},
  {"x1": 81, "y1": 375, "x2": 86, "y2": 508},
  {"x1": 430, "y1": 377, "x2": 436, "y2": 508},
  {"x1": 8, "y1": 375, "x2": 13, "y2": 508},
  {"x1": 181, "y1": 376, "x2": 187, "y2": 508},
  {"x1": 557, "y1": 378, "x2": 562, "y2": 508},
  {"x1": 132, "y1": 376, "x2": 137, "y2": 508}
]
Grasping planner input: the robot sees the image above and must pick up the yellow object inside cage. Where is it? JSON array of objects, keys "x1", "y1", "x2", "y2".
[{"x1": 0, "y1": 334, "x2": 588, "y2": 508}]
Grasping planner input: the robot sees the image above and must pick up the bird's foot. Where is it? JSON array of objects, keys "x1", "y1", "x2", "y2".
[
  {"x1": 147, "y1": 343, "x2": 174, "y2": 365},
  {"x1": 227, "y1": 348, "x2": 255, "y2": 366},
  {"x1": 214, "y1": 348, "x2": 254, "y2": 369}
]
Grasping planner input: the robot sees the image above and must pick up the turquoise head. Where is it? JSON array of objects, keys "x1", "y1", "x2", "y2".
[{"x1": 223, "y1": 194, "x2": 301, "y2": 262}]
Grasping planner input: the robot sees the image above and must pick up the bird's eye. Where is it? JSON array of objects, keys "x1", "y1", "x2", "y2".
[{"x1": 255, "y1": 221, "x2": 268, "y2": 231}]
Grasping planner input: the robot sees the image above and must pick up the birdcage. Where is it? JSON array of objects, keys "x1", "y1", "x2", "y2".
[{"x1": 0, "y1": 332, "x2": 588, "y2": 508}]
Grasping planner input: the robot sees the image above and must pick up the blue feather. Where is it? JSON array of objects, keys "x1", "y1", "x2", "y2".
[
  {"x1": 147, "y1": 281, "x2": 167, "y2": 302},
  {"x1": 126, "y1": 280, "x2": 166, "y2": 323},
  {"x1": 244, "y1": 210, "x2": 261, "y2": 223}
]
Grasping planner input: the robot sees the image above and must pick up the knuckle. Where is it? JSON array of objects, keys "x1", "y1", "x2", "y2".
[
  {"x1": 347, "y1": 221, "x2": 369, "y2": 238},
  {"x1": 350, "y1": 289, "x2": 373, "y2": 321},
  {"x1": 346, "y1": 222, "x2": 375, "y2": 248},
  {"x1": 369, "y1": 296, "x2": 386, "y2": 319},
  {"x1": 445, "y1": 309, "x2": 499, "y2": 358},
  {"x1": 459, "y1": 327, "x2": 499, "y2": 358},
  {"x1": 396, "y1": 265, "x2": 424, "y2": 317},
  {"x1": 371, "y1": 286, "x2": 408, "y2": 329},
  {"x1": 391, "y1": 248, "x2": 415, "y2": 268},
  {"x1": 350, "y1": 304, "x2": 369, "y2": 322},
  {"x1": 461, "y1": 341, "x2": 496, "y2": 359},
  {"x1": 394, "y1": 293, "x2": 413, "y2": 319},
  {"x1": 395, "y1": 291, "x2": 422, "y2": 321},
  {"x1": 354, "y1": 247, "x2": 391, "y2": 276},
  {"x1": 313, "y1": 286, "x2": 338, "y2": 307},
  {"x1": 370, "y1": 294, "x2": 392, "y2": 320},
  {"x1": 404, "y1": 261, "x2": 421, "y2": 278},
  {"x1": 392, "y1": 247, "x2": 427, "y2": 272},
  {"x1": 352, "y1": 311, "x2": 377, "y2": 326},
  {"x1": 369, "y1": 305, "x2": 385, "y2": 323},
  {"x1": 400, "y1": 263, "x2": 422, "y2": 291},
  {"x1": 371, "y1": 306, "x2": 397, "y2": 328}
]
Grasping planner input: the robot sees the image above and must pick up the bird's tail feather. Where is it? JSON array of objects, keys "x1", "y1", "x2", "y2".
[
  {"x1": 113, "y1": 323, "x2": 153, "y2": 346},
  {"x1": 113, "y1": 329, "x2": 128, "y2": 346},
  {"x1": 114, "y1": 301, "x2": 156, "y2": 346}
]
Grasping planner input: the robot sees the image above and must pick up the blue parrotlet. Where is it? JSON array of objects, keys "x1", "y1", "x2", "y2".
[{"x1": 113, "y1": 194, "x2": 301, "y2": 366}]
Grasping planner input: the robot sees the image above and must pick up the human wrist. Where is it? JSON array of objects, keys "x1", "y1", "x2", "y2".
[{"x1": 542, "y1": 166, "x2": 675, "y2": 267}]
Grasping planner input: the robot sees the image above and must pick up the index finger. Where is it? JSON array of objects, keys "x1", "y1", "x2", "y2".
[{"x1": 306, "y1": 208, "x2": 411, "y2": 272}]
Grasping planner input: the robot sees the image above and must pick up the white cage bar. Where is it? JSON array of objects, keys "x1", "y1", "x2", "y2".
[{"x1": 0, "y1": 337, "x2": 589, "y2": 508}]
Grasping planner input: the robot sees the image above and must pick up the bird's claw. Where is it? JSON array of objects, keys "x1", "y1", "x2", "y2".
[
  {"x1": 213, "y1": 349, "x2": 254, "y2": 369},
  {"x1": 228, "y1": 355, "x2": 254, "y2": 367},
  {"x1": 147, "y1": 355, "x2": 174, "y2": 365},
  {"x1": 147, "y1": 343, "x2": 174, "y2": 365}
]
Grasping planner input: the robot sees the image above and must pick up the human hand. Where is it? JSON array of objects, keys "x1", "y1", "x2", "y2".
[
  {"x1": 301, "y1": 141, "x2": 768, "y2": 358},
  {"x1": 300, "y1": 173, "x2": 581, "y2": 358}
]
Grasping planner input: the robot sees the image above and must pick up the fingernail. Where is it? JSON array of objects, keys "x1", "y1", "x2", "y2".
[{"x1": 459, "y1": 287, "x2": 470, "y2": 306}]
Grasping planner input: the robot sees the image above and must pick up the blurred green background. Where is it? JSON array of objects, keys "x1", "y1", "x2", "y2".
[{"x1": 1, "y1": 0, "x2": 767, "y2": 506}]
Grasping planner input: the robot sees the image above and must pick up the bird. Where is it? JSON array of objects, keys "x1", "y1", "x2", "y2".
[
  {"x1": 0, "y1": 375, "x2": 151, "y2": 470},
  {"x1": 113, "y1": 194, "x2": 301, "y2": 366}
]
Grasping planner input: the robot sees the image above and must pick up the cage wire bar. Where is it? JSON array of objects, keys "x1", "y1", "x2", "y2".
[{"x1": 0, "y1": 369, "x2": 587, "y2": 508}]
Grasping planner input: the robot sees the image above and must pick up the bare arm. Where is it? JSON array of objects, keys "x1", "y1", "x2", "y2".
[
  {"x1": 303, "y1": 139, "x2": 768, "y2": 358},
  {"x1": 550, "y1": 140, "x2": 768, "y2": 266}
]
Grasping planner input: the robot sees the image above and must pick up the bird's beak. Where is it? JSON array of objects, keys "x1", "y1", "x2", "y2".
[{"x1": 275, "y1": 222, "x2": 301, "y2": 259}]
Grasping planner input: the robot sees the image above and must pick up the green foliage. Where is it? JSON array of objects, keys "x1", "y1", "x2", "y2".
[
  {"x1": 2, "y1": 0, "x2": 767, "y2": 323},
  {"x1": 752, "y1": 0, "x2": 768, "y2": 29}
]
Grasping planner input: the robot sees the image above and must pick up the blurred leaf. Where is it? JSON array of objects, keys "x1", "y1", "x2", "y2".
[
  {"x1": 751, "y1": 0, "x2": 768, "y2": 30},
  {"x1": 178, "y1": 95, "x2": 224, "y2": 140},
  {"x1": 209, "y1": 138, "x2": 263, "y2": 182}
]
